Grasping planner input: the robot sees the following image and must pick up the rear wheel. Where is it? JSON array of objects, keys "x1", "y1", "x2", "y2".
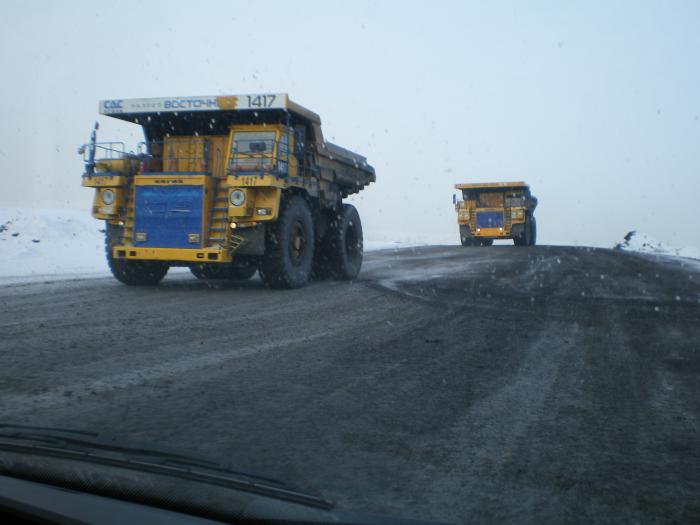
[
  {"x1": 478, "y1": 239, "x2": 494, "y2": 247},
  {"x1": 321, "y1": 204, "x2": 363, "y2": 280},
  {"x1": 105, "y1": 224, "x2": 169, "y2": 285},
  {"x1": 259, "y1": 195, "x2": 314, "y2": 289},
  {"x1": 228, "y1": 262, "x2": 257, "y2": 280},
  {"x1": 514, "y1": 215, "x2": 536, "y2": 246},
  {"x1": 190, "y1": 261, "x2": 257, "y2": 281},
  {"x1": 190, "y1": 264, "x2": 226, "y2": 280},
  {"x1": 528, "y1": 216, "x2": 537, "y2": 246}
]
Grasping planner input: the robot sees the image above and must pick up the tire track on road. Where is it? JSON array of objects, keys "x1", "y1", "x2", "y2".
[{"x1": 0, "y1": 331, "x2": 332, "y2": 417}]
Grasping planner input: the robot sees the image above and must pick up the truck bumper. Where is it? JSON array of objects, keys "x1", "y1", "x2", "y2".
[
  {"x1": 460, "y1": 225, "x2": 512, "y2": 239},
  {"x1": 112, "y1": 246, "x2": 231, "y2": 263},
  {"x1": 459, "y1": 222, "x2": 525, "y2": 239},
  {"x1": 474, "y1": 227, "x2": 510, "y2": 238}
]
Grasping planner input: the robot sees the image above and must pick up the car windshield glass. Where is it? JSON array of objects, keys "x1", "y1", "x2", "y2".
[{"x1": 1, "y1": 2, "x2": 699, "y2": 525}]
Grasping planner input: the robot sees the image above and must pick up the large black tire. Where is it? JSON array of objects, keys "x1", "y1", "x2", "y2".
[
  {"x1": 228, "y1": 262, "x2": 258, "y2": 280},
  {"x1": 529, "y1": 216, "x2": 537, "y2": 246},
  {"x1": 190, "y1": 264, "x2": 226, "y2": 280},
  {"x1": 460, "y1": 236, "x2": 474, "y2": 247},
  {"x1": 105, "y1": 224, "x2": 169, "y2": 285},
  {"x1": 513, "y1": 215, "x2": 536, "y2": 247},
  {"x1": 321, "y1": 204, "x2": 363, "y2": 280},
  {"x1": 190, "y1": 261, "x2": 257, "y2": 281},
  {"x1": 459, "y1": 226, "x2": 473, "y2": 246},
  {"x1": 259, "y1": 195, "x2": 314, "y2": 289},
  {"x1": 462, "y1": 236, "x2": 491, "y2": 247}
]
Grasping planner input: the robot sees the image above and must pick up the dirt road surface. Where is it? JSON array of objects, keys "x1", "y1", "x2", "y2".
[{"x1": 1, "y1": 245, "x2": 699, "y2": 523}]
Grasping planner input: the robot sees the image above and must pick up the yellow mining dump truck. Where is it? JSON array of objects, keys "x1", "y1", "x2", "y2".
[
  {"x1": 80, "y1": 94, "x2": 375, "y2": 288},
  {"x1": 454, "y1": 182, "x2": 538, "y2": 246}
]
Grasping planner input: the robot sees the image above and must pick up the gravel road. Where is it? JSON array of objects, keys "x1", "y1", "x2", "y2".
[{"x1": 1, "y1": 245, "x2": 699, "y2": 523}]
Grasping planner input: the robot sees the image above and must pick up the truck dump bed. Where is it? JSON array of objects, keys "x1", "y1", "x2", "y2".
[
  {"x1": 455, "y1": 181, "x2": 530, "y2": 192},
  {"x1": 324, "y1": 142, "x2": 374, "y2": 192}
]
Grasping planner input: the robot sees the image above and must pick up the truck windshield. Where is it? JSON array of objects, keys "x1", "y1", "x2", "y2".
[
  {"x1": 476, "y1": 192, "x2": 504, "y2": 208},
  {"x1": 232, "y1": 132, "x2": 276, "y2": 155},
  {"x1": 230, "y1": 131, "x2": 277, "y2": 170}
]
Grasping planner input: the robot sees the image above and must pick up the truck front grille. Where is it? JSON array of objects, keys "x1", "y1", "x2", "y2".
[
  {"x1": 133, "y1": 185, "x2": 204, "y2": 248},
  {"x1": 476, "y1": 212, "x2": 504, "y2": 228}
]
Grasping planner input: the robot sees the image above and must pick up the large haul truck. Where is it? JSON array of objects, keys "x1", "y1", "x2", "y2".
[
  {"x1": 454, "y1": 182, "x2": 538, "y2": 246},
  {"x1": 80, "y1": 94, "x2": 375, "y2": 288}
]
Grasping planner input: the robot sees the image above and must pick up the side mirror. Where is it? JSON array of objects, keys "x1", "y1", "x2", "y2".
[{"x1": 452, "y1": 194, "x2": 457, "y2": 205}]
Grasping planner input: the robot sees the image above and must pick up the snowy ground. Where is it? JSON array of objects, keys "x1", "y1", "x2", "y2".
[
  {"x1": 613, "y1": 230, "x2": 700, "y2": 260},
  {"x1": 1, "y1": 208, "x2": 697, "y2": 283},
  {"x1": 0, "y1": 207, "x2": 108, "y2": 282}
]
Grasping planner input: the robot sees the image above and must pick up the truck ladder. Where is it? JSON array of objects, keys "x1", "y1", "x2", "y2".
[
  {"x1": 206, "y1": 178, "x2": 248, "y2": 255},
  {"x1": 207, "y1": 179, "x2": 230, "y2": 249},
  {"x1": 122, "y1": 184, "x2": 137, "y2": 245},
  {"x1": 229, "y1": 233, "x2": 246, "y2": 252}
]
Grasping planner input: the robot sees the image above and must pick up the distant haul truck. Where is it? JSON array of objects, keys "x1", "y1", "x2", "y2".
[
  {"x1": 454, "y1": 182, "x2": 538, "y2": 246},
  {"x1": 80, "y1": 93, "x2": 375, "y2": 288}
]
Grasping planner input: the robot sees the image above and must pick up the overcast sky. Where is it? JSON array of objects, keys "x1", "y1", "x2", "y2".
[{"x1": 1, "y1": 0, "x2": 698, "y2": 247}]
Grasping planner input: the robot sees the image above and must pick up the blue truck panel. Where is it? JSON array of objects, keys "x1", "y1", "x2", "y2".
[
  {"x1": 476, "y1": 212, "x2": 504, "y2": 228},
  {"x1": 476, "y1": 211, "x2": 503, "y2": 228},
  {"x1": 133, "y1": 185, "x2": 203, "y2": 248}
]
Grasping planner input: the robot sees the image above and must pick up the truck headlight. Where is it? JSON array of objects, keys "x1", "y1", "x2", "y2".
[
  {"x1": 101, "y1": 189, "x2": 116, "y2": 205},
  {"x1": 230, "y1": 189, "x2": 245, "y2": 206}
]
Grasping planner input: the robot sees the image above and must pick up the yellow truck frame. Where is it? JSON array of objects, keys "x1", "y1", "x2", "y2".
[
  {"x1": 454, "y1": 182, "x2": 538, "y2": 246},
  {"x1": 81, "y1": 94, "x2": 375, "y2": 288}
]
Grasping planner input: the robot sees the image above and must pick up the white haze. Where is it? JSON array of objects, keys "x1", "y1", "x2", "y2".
[{"x1": 0, "y1": 0, "x2": 698, "y2": 248}]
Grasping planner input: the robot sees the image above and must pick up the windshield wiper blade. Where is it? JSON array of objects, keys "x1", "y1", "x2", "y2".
[
  {"x1": 0, "y1": 424, "x2": 241, "y2": 475},
  {"x1": 0, "y1": 423, "x2": 333, "y2": 510}
]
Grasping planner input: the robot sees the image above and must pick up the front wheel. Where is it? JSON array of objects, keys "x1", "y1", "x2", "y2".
[
  {"x1": 460, "y1": 225, "x2": 474, "y2": 246},
  {"x1": 105, "y1": 224, "x2": 169, "y2": 285},
  {"x1": 259, "y1": 195, "x2": 315, "y2": 289}
]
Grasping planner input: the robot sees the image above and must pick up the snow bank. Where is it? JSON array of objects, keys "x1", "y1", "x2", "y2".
[
  {"x1": 0, "y1": 207, "x2": 109, "y2": 280},
  {"x1": 614, "y1": 231, "x2": 700, "y2": 260},
  {"x1": 364, "y1": 240, "x2": 423, "y2": 251}
]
